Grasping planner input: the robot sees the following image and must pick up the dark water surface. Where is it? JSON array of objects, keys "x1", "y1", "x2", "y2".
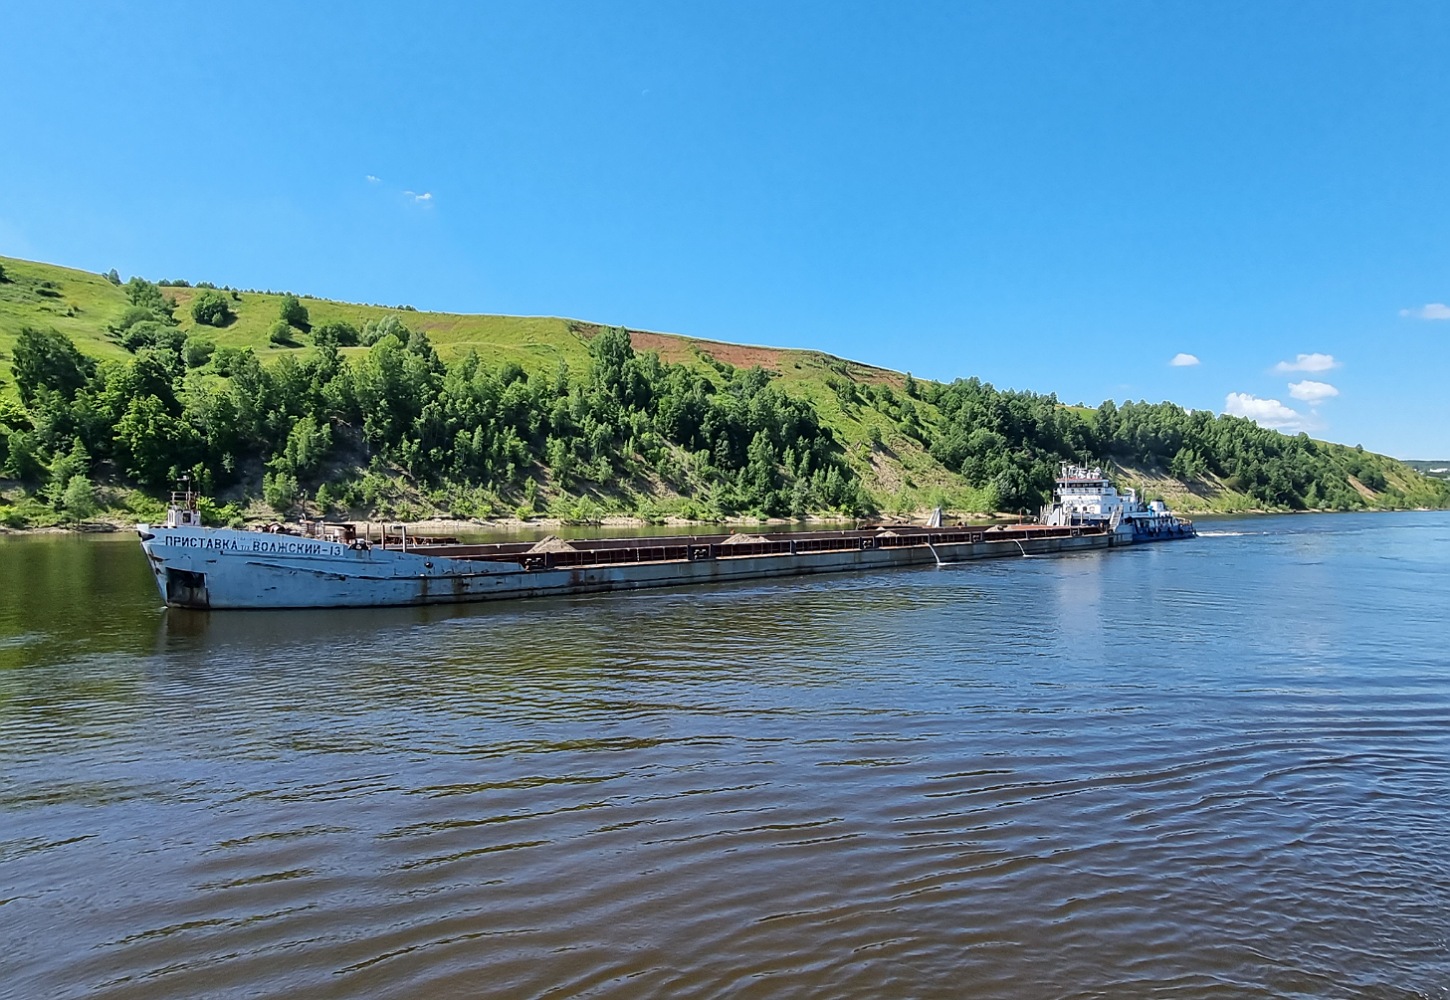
[{"x1": 3, "y1": 513, "x2": 1449, "y2": 999}]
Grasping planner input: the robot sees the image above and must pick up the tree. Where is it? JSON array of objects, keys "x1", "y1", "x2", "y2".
[
  {"x1": 0, "y1": 396, "x2": 28, "y2": 433},
  {"x1": 190, "y1": 289, "x2": 233, "y2": 327},
  {"x1": 11, "y1": 327, "x2": 95, "y2": 405},
  {"x1": 312, "y1": 320, "x2": 359, "y2": 348},
  {"x1": 2, "y1": 429, "x2": 44, "y2": 481},
  {"x1": 114, "y1": 393, "x2": 197, "y2": 487},
  {"x1": 263, "y1": 470, "x2": 299, "y2": 513},
  {"x1": 279, "y1": 294, "x2": 310, "y2": 331},
  {"x1": 125, "y1": 277, "x2": 175, "y2": 321},
  {"x1": 276, "y1": 414, "x2": 332, "y2": 477},
  {"x1": 0, "y1": 261, "x2": 8, "y2": 283},
  {"x1": 744, "y1": 428, "x2": 781, "y2": 510},
  {"x1": 104, "y1": 268, "x2": 121, "y2": 285},
  {"x1": 60, "y1": 474, "x2": 97, "y2": 522},
  {"x1": 45, "y1": 440, "x2": 91, "y2": 506}
]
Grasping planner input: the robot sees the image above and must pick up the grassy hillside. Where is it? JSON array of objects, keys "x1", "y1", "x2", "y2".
[
  {"x1": 0, "y1": 255, "x2": 592, "y2": 372},
  {"x1": 0, "y1": 256, "x2": 903, "y2": 385},
  {"x1": 1, "y1": 253, "x2": 1445, "y2": 527}
]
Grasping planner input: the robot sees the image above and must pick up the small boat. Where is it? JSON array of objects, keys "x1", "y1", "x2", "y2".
[{"x1": 137, "y1": 472, "x2": 1192, "y2": 610}]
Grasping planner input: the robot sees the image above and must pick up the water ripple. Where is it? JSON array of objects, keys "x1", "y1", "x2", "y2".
[{"x1": 3, "y1": 514, "x2": 1450, "y2": 999}]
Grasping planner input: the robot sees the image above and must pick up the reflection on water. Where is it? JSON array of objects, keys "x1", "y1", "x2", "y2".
[{"x1": 3, "y1": 513, "x2": 1450, "y2": 999}]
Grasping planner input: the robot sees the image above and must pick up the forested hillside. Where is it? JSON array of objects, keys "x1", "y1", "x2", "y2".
[{"x1": 1, "y1": 255, "x2": 1445, "y2": 528}]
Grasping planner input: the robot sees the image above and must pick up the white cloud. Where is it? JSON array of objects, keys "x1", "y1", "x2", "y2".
[
  {"x1": 366, "y1": 174, "x2": 381, "y2": 183},
  {"x1": 1288, "y1": 379, "x2": 1339, "y2": 403},
  {"x1": 1399, "y1": 303, "x2": 1450, "y2": 320},
  {"x1": 1273, "y1": 352, "x2": 1340, "y2": 373},
  {"x1": 1224, "y1": 392, "x2": 1307, "y2": 431},
  {"x1": 1169, "y1": 352, "x2": 1200, "y2": 367},
  {"x1": 404, "y1": 190, "x2": 433, "y2": 203}
]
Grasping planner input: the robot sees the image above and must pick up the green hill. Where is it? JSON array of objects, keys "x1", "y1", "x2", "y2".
[
  {"x1": 1, "y1": 254, "x2": 1445, "y2": 528},
  {"x1": 0, "y1": 255, "x2": 597, "y2": 371}
]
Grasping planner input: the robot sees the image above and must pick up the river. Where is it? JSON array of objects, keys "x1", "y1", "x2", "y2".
[{"x1": 3, "y1": 512, "x2": 1448, "y2": 999}]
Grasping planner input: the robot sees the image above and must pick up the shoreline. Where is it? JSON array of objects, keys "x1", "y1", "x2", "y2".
[{"x1": 2, "y1": 505, "x2": 1444, "y2": 537}]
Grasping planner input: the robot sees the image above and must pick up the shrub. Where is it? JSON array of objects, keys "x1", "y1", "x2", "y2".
[
  {"x1": 279, "y1": 294, "x2": 310, "y2": 331},
  {"x1": 183, "y1": 336, "x2": 216, "y2": 369},
  {"x1": 120, "y1": 320, "x2": 185, "y2": 354},
  {"x1": 268, "y1": 320, "x2": 297, "y2": 347},
  {"x1": 125, "y1": 277, "x2": 174, "y2": 319},
  {"x1": 196, "y1": 496, "x2": 242, "y2": 526},
  {"x1": 111, "y1": 305, "x2": 155, "y2": 333},
  {"x1": 189, "y1": 289, "x2": 233, "y2": 327},
  {"x1": 315, "y1": 482, "x2": 337, "y2": 514},
  {"x1": 569, "y1": 495, "x2": 604, "y2": 523},
  {"x1": 312, "y1": 320, "x2": 359, "y2": 348},
  {"x1": 210, "y1": 345, "x2": 254, "y2": 375},
  {"x1": 121, "y1": 491, "x2": 167, "y2": 522},
  {"x1": 361, "y1": 314, "x2": 410, "y2": 346}
]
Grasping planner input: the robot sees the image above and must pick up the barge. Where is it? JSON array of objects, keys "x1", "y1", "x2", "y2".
[{"x1": 137, "y1": 465, "x2": 1193, "y2": 610}]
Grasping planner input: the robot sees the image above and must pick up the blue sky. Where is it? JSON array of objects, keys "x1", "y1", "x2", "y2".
[{"x1": 2, "y1": 2, "x2": 1447, "y2": 457}]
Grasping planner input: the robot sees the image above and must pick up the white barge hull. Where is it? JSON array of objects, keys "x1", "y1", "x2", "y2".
[{"x1": 137, "y1": 524, "x2": 1121, "y2": 610}]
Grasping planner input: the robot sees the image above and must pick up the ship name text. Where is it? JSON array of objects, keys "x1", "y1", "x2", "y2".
[{"x1": 161, "y1": 534, "x2": 342, "y2": 556}]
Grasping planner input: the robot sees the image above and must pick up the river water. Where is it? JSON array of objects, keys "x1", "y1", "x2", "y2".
[{"x1": 3, "y1": 512, "x2": 1448, "y2": 999}]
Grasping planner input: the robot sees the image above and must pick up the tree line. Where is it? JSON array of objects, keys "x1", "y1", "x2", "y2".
[
  {"x1": 923, "y1": 377, "x2": 1441, "y2": 511},
  {"x1": 2, "y1": 320, "x2": 871, "y2": 521}
]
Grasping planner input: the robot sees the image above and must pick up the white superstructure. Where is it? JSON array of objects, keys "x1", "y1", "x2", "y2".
[{"x1": 1039, "y1": 464, "x2": 1194, "y2": 540}]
